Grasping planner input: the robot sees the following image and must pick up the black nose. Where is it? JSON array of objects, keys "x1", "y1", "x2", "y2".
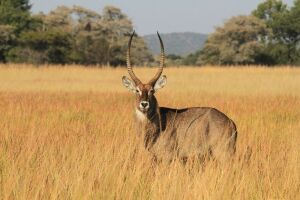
[{"x1": 141, "y1": 102, "x2": 149, "y2": 108}]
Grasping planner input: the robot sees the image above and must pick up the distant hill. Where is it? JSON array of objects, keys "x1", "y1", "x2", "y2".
[{"x1": 143, "y1": 32, "x2": 208, "y2": 56}]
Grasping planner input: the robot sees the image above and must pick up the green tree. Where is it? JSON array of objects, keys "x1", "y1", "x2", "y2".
[
  {"x1": 198, "y1": 15, "x2": 270, "y2": 65},
  {"x1": 271, "y1": 0, "x2": 300, "y2": 64},
  {"x1": 53, "y1": 6, "x2": 110, "y2": 65},
  {"x1": 70, "y1": 31, "x2": 110, "y2": 65},
  {"x1": 0, "y1": 0, "x2": 32, "y2": 62},
  {"x1": 42, "y1": 5, "x2": 153, "y2": 66},
  {"x1": 1, "y1": 3, "x2": 153, "y2": 66},
  {"x1": 8, "y1": 28, "x2": 72, "y2": 64},
  {"x1": 44, "y1": 6, "x2": 73, "y2": 29},
  {"x1": 0, "y1": 25, "x2": 15, "y2": 62},
  {"x1": 252, "y1": 0, "x2": 287, "y2": 21},
  {"x1": 253, "y1": 0, "x2": 300, "y2": 65},
  {"x1": 0, "y1": 0, "x2": 32, "y2": 32},
  {"x1": 165, "y1": 54, "x2": 182, "y2": 66},
  {"x1": 101, "y1": 6, "x2": 153, "y2": 66},
  {"x1": 182, "y1": 50, "x2": 201, "y2": 66}
]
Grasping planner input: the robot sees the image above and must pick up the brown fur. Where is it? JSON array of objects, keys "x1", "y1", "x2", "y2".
[
  {"x1": 133, "y1": 84, "x2": 238, "y2": 164},
  {"x1": 124, "y1": 32, "x2": 236, "y2": 164}
]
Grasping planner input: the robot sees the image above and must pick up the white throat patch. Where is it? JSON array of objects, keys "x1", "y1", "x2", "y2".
[{"x1": 135, "y1": 109, "x2": 147, "y2": 122}]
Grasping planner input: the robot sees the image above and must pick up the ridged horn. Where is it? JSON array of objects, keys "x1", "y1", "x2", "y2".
[
  {"x1": 127, "y1": 31, "x2": 142, "y2": 85},
  {"x1": 148, "y1": 31, "x2": 165, "y2": 85}
]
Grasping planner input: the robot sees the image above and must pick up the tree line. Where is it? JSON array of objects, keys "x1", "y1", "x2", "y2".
[
  {"x1": 1, "y1": 0, "x2": 299, "y2": 66},
  {"x1": 0, "y1": 0, "x2": 153, "y2": 66},
  {"x1": 182, "y1": 0, "x2": 300, "y2": 66}
]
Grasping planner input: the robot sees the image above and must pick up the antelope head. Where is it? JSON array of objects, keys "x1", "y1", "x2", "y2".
[{"x1": 122, "y1": 31, "x2": 167, "y2": 115}]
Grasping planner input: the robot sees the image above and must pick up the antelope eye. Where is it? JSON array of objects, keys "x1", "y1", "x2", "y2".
[
  {"x1": 149, "y1": 89, "x2": 154, "y2": 94},
  {"x1": 136, "y1": 89, "x2": 139, "y2": 93}
]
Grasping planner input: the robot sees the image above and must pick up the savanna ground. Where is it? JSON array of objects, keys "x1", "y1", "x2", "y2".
[{"x1": 0, "y1": 64, "x2": 299, "y2": 200}]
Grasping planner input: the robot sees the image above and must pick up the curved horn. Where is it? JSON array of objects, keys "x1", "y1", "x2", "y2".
[
  {"x1": 148, "y1": 31, "x2": 165, "y2": 85},
  {"x1": 127, "y1": 31, "x2": 142, "y2": 85}
]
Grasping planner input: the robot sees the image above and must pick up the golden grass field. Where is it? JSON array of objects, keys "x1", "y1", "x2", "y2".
[{"x1": 0, "y1": 64, "x2": 299, "y2": 199}]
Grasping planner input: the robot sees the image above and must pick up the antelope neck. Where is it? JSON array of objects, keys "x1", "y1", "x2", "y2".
[{"x1": 135, "y1": 106, "x2": 159, "y2": 123}]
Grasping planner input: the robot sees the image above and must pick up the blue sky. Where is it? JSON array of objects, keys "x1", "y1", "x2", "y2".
[{"x1": 30, "y1": 0, "x2": 294, "y2": 35}]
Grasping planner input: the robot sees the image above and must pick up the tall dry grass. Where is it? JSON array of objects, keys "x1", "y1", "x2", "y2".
[{"x1": 0, "y1": 64, "x2": 299, "y2": 199}]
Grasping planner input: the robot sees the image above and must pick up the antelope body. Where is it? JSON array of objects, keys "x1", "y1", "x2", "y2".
[{"x1": 122, "y1": 32, "x2": 237, "y2": 163}]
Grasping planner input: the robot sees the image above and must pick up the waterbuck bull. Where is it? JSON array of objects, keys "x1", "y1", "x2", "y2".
[{"x1": 122, "y1": 32, "x2": 237, "y2": 163}]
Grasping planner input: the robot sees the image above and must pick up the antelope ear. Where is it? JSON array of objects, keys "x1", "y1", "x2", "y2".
[
  {"x1": 122, "y1": 76, "x2": 136, "y2": 92},
  {"x1": 154, "y1": 75, "x2": 167, "y2": 91}
]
